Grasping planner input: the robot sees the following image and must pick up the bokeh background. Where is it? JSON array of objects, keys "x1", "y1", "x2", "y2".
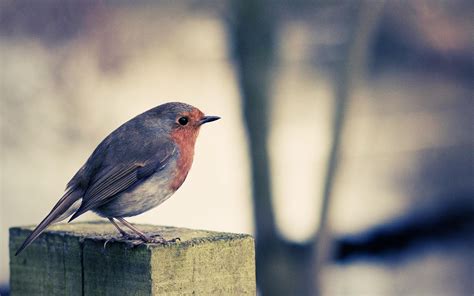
[{"x1": 1, "y1": 1, "x2": 472, "y2": 295}]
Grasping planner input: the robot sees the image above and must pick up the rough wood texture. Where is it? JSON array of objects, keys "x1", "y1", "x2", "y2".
[{"x1": 10, "y1": 222, "x2": 256, "y2": 295}]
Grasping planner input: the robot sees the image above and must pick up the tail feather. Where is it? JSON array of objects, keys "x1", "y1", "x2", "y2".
[{"x1": 15, "y1": 189, "x2": 82, "y2": 256}]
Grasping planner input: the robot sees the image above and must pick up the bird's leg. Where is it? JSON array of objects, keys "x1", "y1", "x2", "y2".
[
  {"x1": 116, "y1": 217, "x2": 180, "y2": 244},
  {"x1": 103, "y1": 217, "x2": 140, "y2": 248},
  {"x1": 116, "y1": 217, "x2": 159, "y2": 242},
  {"x1": 108, "y1": 217, "x2": 129, "y2": 237}
]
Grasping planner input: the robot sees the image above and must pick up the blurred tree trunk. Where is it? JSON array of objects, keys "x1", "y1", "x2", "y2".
[
  {"x1": 227, "y1": 0, "x2": 277, "y2": 292},
  {"x1": 229, "y1": 0, "x2": 383, "y2": 295},
  {"x1": 313, "y1": 1, "x2": 385, "y2": 294},
  {"x1": 229, "y1": 0, "x2": 277, "y2": 244},
  {"x1": 228, "y1": 1, "x2": 314, "y2": 295}
]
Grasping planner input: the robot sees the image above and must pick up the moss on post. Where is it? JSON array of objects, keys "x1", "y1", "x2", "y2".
[{"x1": 10, "y1": 222, "x2": 256, "y2": 295}]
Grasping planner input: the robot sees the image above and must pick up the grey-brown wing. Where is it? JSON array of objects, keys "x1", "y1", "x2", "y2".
[{"x1": 69, "y1": 144, "x2": 176, "y2": 221}]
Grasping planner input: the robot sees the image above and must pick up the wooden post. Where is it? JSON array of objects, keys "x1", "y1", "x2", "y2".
[{"x1": 9, "y1": 222, "x2": 256, "y2": 295}]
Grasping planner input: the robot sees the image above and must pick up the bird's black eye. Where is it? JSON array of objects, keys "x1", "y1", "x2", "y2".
[{"x1": 178, "y1": 116, "x2": 189, "y2": 126}]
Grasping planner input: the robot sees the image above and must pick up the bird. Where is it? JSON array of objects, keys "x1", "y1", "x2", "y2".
[{"x1": 15, "y1": 102, "x2": 220, "y2": 255}]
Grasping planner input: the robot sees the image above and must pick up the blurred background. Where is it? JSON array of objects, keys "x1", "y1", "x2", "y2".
[{"x1": 1, "y1": 0, "x2": 472, "y2": 295}]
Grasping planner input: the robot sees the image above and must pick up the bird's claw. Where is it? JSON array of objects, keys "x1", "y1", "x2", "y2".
[
  {"x1": 146, "y1": 234, "x2": 181, "y2": 244},
  {"x1": 103, "y1": 233, "x2": 180, "y2": 249},
  {"x1": 120, "y1": 233, "x2": 143, "y2": 241}
]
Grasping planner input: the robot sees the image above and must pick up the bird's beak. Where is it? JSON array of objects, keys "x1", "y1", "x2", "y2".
[{"x1": 199, "y1": 115, "x2": 221, "y2": 125}]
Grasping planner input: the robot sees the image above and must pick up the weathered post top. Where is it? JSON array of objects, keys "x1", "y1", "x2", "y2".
[{"x1": 10, "y1": 222, "x2": 256, "y2": 295}]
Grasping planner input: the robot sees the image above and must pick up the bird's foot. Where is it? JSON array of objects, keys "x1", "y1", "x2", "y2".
[
  {"x1": 146, "y1": 234, "x2": 181, "y2": 244},
  {"x1": 103, "y1": 233, "x2": 180, "y2": 249},
  {"x1": 102, "y1": 233, "x2": 143, "y2": 248},
  {"x1": 120, "y1": 233, "x2": 144, "y2": 241},
  {"x1": 136, "y1": 232, "x2": 180, "y2": 245},
  {"x1": 102, "y1": 233, "x2": 139, "y2": 248}
]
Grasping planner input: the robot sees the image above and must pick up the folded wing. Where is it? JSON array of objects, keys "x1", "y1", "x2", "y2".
[{"x1": 69, "y1": 143, "x2": 176, "y2": 221}]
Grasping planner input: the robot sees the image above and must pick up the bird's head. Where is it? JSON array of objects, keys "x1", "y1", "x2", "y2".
[{"x1": 149, "y1": 102, "x2": 220, "y2": 145}]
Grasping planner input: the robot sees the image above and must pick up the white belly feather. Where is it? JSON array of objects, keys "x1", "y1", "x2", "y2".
[{"x1": 94, "y1": 172, "x2": 175, "y2": 218}]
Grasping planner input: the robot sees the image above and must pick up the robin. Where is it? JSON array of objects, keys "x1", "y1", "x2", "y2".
[{"x1": 16, "y1": 102, "x2": 220, "y2": 255}]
